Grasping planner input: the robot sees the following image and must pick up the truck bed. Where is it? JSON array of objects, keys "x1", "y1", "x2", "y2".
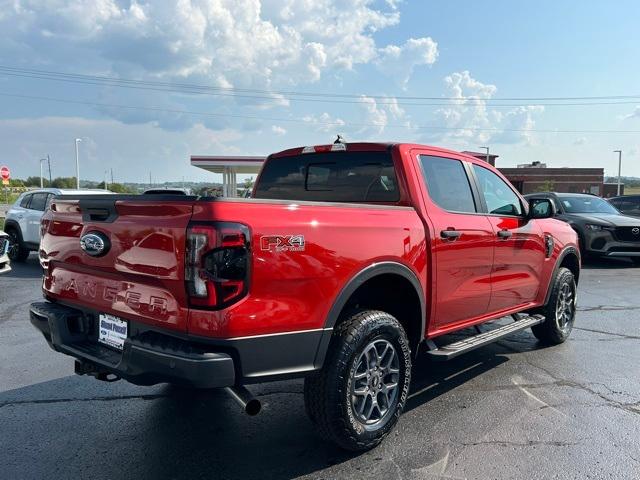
[{"x1": 40, "y1": 195, "x2": 426, "y2": 338}]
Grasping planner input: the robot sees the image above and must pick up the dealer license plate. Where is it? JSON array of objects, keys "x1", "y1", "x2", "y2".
[{"x1": 98, "y1": 314, "x2": 128, "y2": 350}]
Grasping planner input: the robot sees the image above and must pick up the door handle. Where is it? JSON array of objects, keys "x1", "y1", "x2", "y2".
[
  {"x1": 440, "y1": 229, "x2": 462, "y2": 240},
  {"x1": 497, "y1": 229, "x2": 513, "y2": 239}
]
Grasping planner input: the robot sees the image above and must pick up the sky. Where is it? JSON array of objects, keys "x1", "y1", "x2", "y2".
[{"x1": 1, "y1": 0, "x2": 640, "y2": 184}]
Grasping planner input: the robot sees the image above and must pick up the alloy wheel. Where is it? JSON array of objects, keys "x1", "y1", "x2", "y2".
[
  {"x1": 555, "y1": 281, "x2": 576, "y2": 332},
  {"x1": 350, "y1": 339, "x2": 400, "y2": 425}
]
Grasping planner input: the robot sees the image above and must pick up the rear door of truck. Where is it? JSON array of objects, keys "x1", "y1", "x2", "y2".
[{"x1": 41, "y1": 195, "x2": 196, "y2": 332}]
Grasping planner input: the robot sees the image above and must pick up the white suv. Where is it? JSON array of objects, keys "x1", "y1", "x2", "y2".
[{"x1": 3, "y1": 188, "x2": 112, "y2": 261}]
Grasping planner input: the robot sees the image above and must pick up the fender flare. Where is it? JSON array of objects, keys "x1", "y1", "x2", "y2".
[
  {"x1": 543, "y1": 245, "x2": 580, "y2": 305},
  {"x1": 313, "y1": 261, "x2": 426, "y2": 368},
  {"x1": 2, "y1": 219, "x2": 20, "y2": 234}
]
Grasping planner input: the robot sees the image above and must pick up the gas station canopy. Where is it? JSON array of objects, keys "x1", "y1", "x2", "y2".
[{"x1": 191, "y1": 155, "x2": 266, "y2": 197}]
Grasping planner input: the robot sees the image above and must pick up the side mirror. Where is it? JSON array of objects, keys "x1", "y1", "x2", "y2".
[{"x1": 528, "y1": 198, "x2": 556, "y2": 219}]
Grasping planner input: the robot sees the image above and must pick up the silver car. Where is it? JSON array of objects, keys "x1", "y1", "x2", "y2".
[
  {"x1": 3, "y1": 188, "x2": 112, "y2": 262},
  {"x1": 0, "y1": 231, "x2": 10, "y2": 273}
]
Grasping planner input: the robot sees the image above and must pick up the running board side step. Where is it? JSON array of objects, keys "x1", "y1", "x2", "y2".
[{"x1": 425, "y1": 314, "x2": 545, "y2": 361}]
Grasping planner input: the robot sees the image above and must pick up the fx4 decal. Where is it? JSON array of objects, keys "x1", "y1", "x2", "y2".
[{"x1": 260, "y1": 234, "x2": 305, "y2": 252}]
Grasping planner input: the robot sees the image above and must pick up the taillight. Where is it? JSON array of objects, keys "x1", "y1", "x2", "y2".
[{"x1": 185, "y1": 222, "x2": 250, "y2": 309}]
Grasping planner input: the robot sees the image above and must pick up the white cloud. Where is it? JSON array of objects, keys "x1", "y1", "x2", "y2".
[
  {"x1": 302, "y1": 112, "x2": 345, "y2": 133},
  {"x1": 492, "y1": 105, "x2": 544, "y2": 145},
  {"x1": 573, "y1": 136, "x2": 587, "y2": 145},
  {"x1": 356, "y1": 95, "x2": 410, "y2": 136},
  {"x1": 0, "y1": 0, "x2": 439, "y2": 133},
  {"x1": 431, "y1": 71, "x2": 544, "y2": 146},
  {"x1": 271, "y1": 125, "x2": 286, "y2": 135},
  {"x1": 377, "y1": 37, "x2": 438, "y2": 86},
  {"x1": 624, "y1": 106, "x2": 640, "y2": 120},
  {"x1": 1, "y1": 0, "x2": 406, "y2": 88}
]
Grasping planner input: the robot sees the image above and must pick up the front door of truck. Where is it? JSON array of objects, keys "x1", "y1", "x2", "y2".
[
  {"x1": 416, "y1": 153, "x2": 494, "y2": 329},
  {"x1": 470, "y1": 163, "x2": 546, "y2": 312}
]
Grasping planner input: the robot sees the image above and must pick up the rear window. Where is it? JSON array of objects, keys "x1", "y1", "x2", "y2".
[
  {"x1": 253, "y1": 152, "x2": 399, "y2": 202},
  {"x1": 29, "y1": 193, "x2": 49, "y2": 211}
]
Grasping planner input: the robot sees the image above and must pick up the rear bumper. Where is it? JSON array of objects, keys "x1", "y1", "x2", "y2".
[
  {"x1": 30, "y1": 302, "x2": 235, "y2": 388},
  {"x1": 30, "y1": 301, "x2": 329, "y2": 387}
]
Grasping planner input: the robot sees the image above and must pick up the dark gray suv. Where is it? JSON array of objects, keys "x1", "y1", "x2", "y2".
[{"x1": 524, "y1": 192, "x2": 640, "y2": 263}]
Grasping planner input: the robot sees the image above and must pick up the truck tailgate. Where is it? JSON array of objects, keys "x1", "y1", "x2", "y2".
[{"x1": 40, "y1": 195, "x2": 196, "y2": 332}]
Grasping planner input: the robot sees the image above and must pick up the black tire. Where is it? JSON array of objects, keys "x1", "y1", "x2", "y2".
[
  {"x1": 531, "y1": 267, "x2": 576, "y2": 344},
  {"x1": 5, "y1": 227, "x2": 29, "y2": 262},
  {"x1": 304, "y1": 310, "x2": 411, "y2": 451}
]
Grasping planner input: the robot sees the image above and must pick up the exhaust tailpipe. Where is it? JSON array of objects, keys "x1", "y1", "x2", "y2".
[{"x1": 225, "y1": 386, "x2": 261, "y2": 416}]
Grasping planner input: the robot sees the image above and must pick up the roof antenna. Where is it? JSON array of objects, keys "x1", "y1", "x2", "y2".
[{"x1": 334, "y1": 134, "x2": 345, "y2": 144}]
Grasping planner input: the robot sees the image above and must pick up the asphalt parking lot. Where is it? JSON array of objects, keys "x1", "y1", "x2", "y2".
[{"x1": 1, "y1": 256, "x2": 639, "y2": 480}]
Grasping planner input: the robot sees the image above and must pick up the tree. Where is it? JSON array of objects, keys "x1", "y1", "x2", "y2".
[
  {"x1": 51, "y1": 177, "x2": 77, "y2": 188},
  {"x1": 535, "y1": 180, "x2": 555, "y2": 192},
  {"x1": 9, "y1": 179, "x2": 25, "y2": 187},
  {"x1": 96, "y1": 182, "x2": 134, "y2": 193},
  {"x1": 24, "y1": 176, "x2": 42, "y2": 187}
]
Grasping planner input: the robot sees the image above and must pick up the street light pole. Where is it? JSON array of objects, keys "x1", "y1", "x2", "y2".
[
  {"x1": 47, "y1": 154, "x2": 52, "y2": 184},
  {"x1": 480, "y1": 146, "x2": 490, "y2": 165},
  {"x1": 614, "y1": 150, "x2": 622, "y2": 196},
  {"x1": 75, "y1": 138, "x2": 82, "y2": 189},
  {"x1": 39, "y1": 158, "x2": 47, "y2": 188}
]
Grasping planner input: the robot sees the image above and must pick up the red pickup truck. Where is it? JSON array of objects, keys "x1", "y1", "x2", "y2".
[{"x1": 31, "y1": 142, "x2": 580, "y2": 450}]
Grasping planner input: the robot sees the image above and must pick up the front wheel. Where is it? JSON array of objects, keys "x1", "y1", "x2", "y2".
[
  {"x1": 531, "y1": 267, "x2": 577, "y2": 344},
  {"x1": 6, "y1": 228, "x2": 29, "y2": 262},
  {"x1": 304, "y1": 310, "x2": 411, "y2": 451}
]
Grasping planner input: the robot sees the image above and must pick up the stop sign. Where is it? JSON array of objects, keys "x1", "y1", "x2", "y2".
[{"x1": 0, "y1": 166, "x2": 9, "y2": 181}]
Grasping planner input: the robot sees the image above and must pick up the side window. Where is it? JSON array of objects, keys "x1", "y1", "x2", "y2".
[
  {"x1": 28, "y1": 193, "x2": 48, "y2": 211},
  {"x1": 613, "y1": 198, "x2": 640, "y2": 215},
  {"x1": 472, "y1": 165, "x2": 522, "y2": 216},
  {"x1": 20, "y1": 194, "x2": 32, "y2": 208},
  {"x1": 419, "y1": 155, "x2": 477, "y2": 213},
  {"x1": 45, "y1": 194, "x2": 55, "y2": 210}
]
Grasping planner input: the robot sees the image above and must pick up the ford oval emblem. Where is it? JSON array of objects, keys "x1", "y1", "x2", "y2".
[{"x1": 80, "y1": 232, "x2": 110, "y2": 257}]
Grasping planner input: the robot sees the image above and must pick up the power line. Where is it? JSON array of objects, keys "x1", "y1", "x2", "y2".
[
  {"x1": 1, "y1": 65, "x2": 640, "y2": 107},
  {"x1": 3, "y1": 91, "x2": 640, "y2": 134}
]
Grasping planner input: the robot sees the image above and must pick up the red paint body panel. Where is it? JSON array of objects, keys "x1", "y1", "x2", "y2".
[
  {"x1": 188, "y1": 201, "x2": 426, "y2": 337},
  {"x1": 41, "y1": 199, "x2": 194, "y2": 331},
  {"x1": 40, "y1": 143, "x2": 579, "y2": 344}
]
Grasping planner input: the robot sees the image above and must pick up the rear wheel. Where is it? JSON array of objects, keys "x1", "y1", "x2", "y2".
[
  {"x1": 531, "y1": 267, "x2": 576, "y2": 344},
  {"x1": 304, "y1": 310, "x2": 411, "y2": 451},
  {"x1": 6, "y1": 228, "x2": 29, "y2": 262}
]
